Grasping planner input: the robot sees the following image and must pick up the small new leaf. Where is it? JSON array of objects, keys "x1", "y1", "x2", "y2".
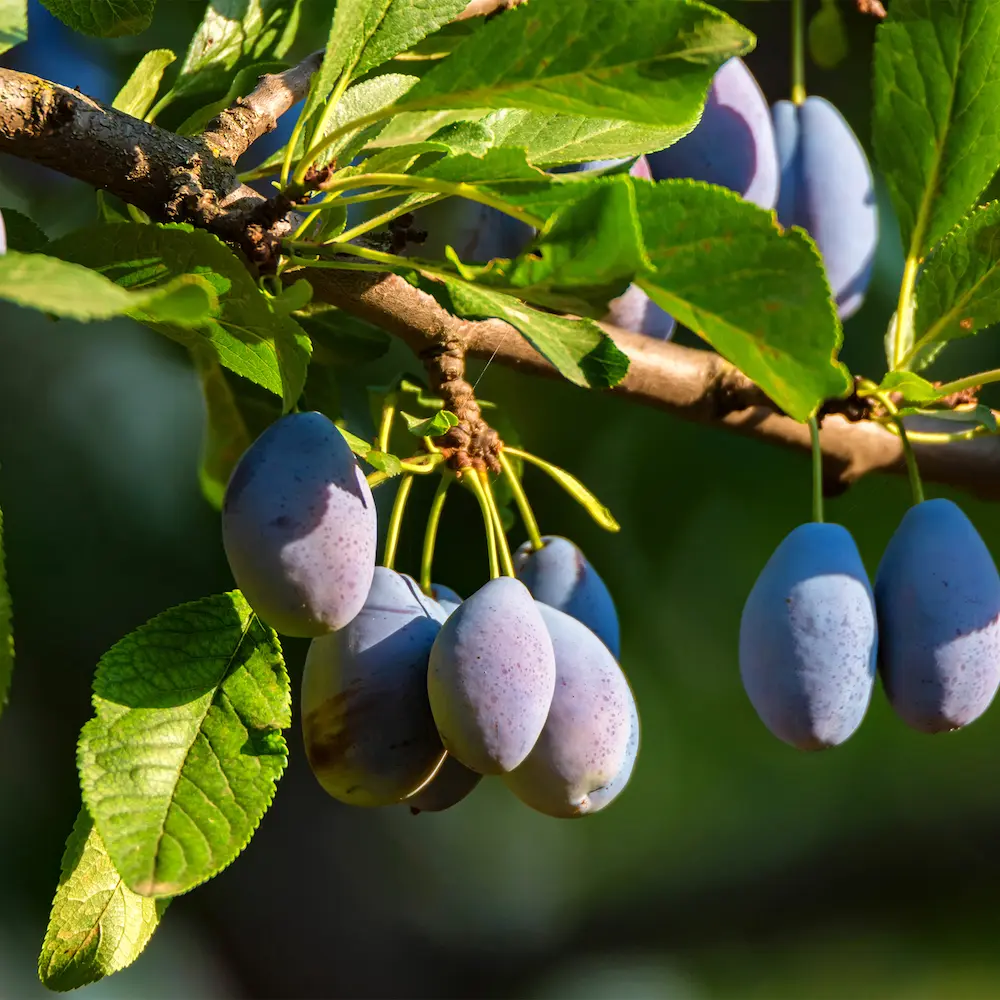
[
  {"x1": 365, "y1": 450, "x2": 403, "y2": 476},
  {"x1": 78, "y1": 592, "x2": 290, "y2": 898},
  {"x1": 876, "y1": 371, "x2": 940, "y2": 403},
  {"x1": 400, "y1": 409, "x2": 458, "y2": 437},
  {"x1": 39, "y1": 809, "x2": 169, "y2": 992},
  {"x1": 0, "y1": 0, "x2": 26, "y2": 56},
  {"x1": 113, "y1": 50, "x2": 176, "y2": 119}
]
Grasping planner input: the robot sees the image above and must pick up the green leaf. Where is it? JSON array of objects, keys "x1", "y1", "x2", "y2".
[
  {"x1": 176, "y1": 60, "x2": 287, "y2": 135},
  {"x1": 413, "y1": 146, "x2": 548, "y2": 185},
  {"x1": 808, "y1": 1, "x2": 848, "y2": 70},
  {"x1": 301, "y1": 0, "x2": 466, "y2": 136},
  {"x1": 78, "y1": 592, "x2": 290, "y2": 898},
  {"x1": 909, "y1": 202, "x2": 1000, "y2": 367},
  {"x1": 0, "y1": 251, "x2": 217, "y2": 324},
  {"x1": 0, "y1": 207, "x2": 47, "y2": 252},
  {"x1": 873, "y1": 0, "x2": 1000, "y2": 259},
  {"x1": 47, "y1": 224, "x2": 311, "y2": 410},
  {"x1": 39, "y1": 0, "x2": 153, "y2": 36},
  {"x1": 400, "y1": 409, "x2": 458, "y2": 437},
  {"x1": 191, "y1": 348, "x2": 254, "y2": 510},
  {"x1": 296, "y1": 304, "x2": 391, "y2": 364},
  {"x1": 365, "y1": 450, "x2": 403, "y2": 475},
  {"x1": 634, "y1": 180, "x2": 851, "y2": 422},
  {"x1": 483, "y1": 108, "x2": 691, "y2": 167},
  {"x1": 38, "y1": 809, "x2": 169, "y2": 992},
  {"x1": 876, "y1": 370, "x2": 940, "y2": 403},
  {"x1": 271, "y1": 278, "x2": 313, "y2": 316},
  {"x1": 386, "y1": 1, "x2": 753, "y2": 127},
  {"x1": 336, "y1": 424, "x2": 373, "y2": 458},
  {"x1": 0, "y1": 504, "x2": 11, "y2": 717},
  {"x1": 0, "y1": 0, "x2": 26, "y2": 56},
  {"x1": 422, "y1": 275, "x2": 629, "y2": 389},
  {"x1": 113, "y1": 50, "x2": 176, "y2": 118},
  {"x1": 173, "y1": 0, "x2": 300, "y2": 103}
]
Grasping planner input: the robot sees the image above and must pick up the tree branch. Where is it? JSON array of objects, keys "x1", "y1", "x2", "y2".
[{"x1": 2, "y1": 65, "x2": 999, "y2": 502}]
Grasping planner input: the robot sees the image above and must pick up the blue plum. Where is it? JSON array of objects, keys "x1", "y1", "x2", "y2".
[
  {"x1": 647, "y1": 57, "x2": 780, "y2": 210},
  {"x1": 503, "y1": 604, "x2": 632, "y2": 818},
  {"x1": 430, "y1": 583, "x2": 462, "y2": 616},
  {"x1": 221, "y1": 411, "x2": 377, "y2": 637},
  {"x1": 301, "y1": 567, "x2": 447, "y2": 806},
  {"x1": 514, "y1": 536, "x2": 620, "y2": 658},
  {"x1": 587, "y1": 681, "x2": 640, "y2": 813},
  {"x1": 427, "y1": 576, "x2": 556, "y2": 774},
  {"x1": 406, "y1": 753, "x2": 482, "y2": 814},
  {"x1": 875, "y1": 499, "x2": 1000, "y2": 733},
  {"x1": 739, "y1": 522, "x2": 878, "y2": 750},
  {"x1": 772, "y1": 96, "x2": 878, "y2": 320}
]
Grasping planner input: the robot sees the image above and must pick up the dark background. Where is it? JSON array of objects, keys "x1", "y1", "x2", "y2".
[{"x1": 4, "y1": 2, "x2": 1000, "y2": 997}]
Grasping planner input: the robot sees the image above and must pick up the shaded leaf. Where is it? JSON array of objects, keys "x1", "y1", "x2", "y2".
[
  {"x1": 78, "y1": 592, "x2": 290, "y2": 898},
  {"x1": 176, "y1": 60, "x2": 287, "y2": 135},
  {"x1": 0, "y1": 207, "x2": 47, "y2": 252},
  {"x1": 0, "y1": 504, "x2": 11, "y2": 717},
  {"x1": 296, "y1": 304, "x2": 391, "y2": 365},
  {"x1": 0, "y1": 0, "x2": 26, "y2": 55},
  {"x1": 39, "y1": 0, "x2": 154, "y2": 36}
]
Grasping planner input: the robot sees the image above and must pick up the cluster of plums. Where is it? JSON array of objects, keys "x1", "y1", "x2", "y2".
[
  {"x1": 740, "y1": 500, "x2": 1000, "y2": 749},
  {"x1": 221, "y1": 410, "x2": 638, "y2": 817},
  {"x1": 402, "y1": 57, "x2": 877, "y2": 336}
]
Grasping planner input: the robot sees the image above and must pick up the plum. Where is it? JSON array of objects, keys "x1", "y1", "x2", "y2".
[
  {"x1": 430, "y1": 583, "x2": 463, "y2": 616},
  {"x1": 221, "y1": 411, "x2": 376, "y2": 637},
  {"x1": 503, "y1": 604, "x2": 633, "y2": 818},
  {"x1": 301, "y1": 567, "x2": 447, "y2": 806},
  {"x1": 771, "y1": 96, "x2": 878, "y2": 320},
  {"x1": 647, "y1": 57, "x2": 780, "y2": 210},
  {"x1": 514, "y1": 536, "x2": 620, "y2": 658},
  {"x1": 411, "y1": 197, "x2": 533, "y2": 263},
  {"x1": 0, "y1": 208, "x2": 6, "y2": 256},
  {"x1": 427, "y1": 576, "x2": 556, "y2": 774},
  {"x1": 739, "y1": 522, "x2": 878, "y2": 750},
  {"x1": 875, "y1": 499, "x2": 1000, "y2": 733},
  {"x1": 587, "y1": 681, "x2": 640, "y2": 813},
  {"x1": 406, "y1": 753, "x2": 482, "y2": 814}
]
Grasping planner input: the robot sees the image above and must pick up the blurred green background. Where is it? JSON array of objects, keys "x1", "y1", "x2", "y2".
[{"x1": 4, "y1": 2, "x2": 1000, "y2": 998}]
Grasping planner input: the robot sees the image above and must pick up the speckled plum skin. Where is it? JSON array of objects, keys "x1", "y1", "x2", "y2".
[
  {"x1": 430, "y1": 583, "x2": 463, "y2": 617},
  {"x1": 772, "y1": 96, "x2": 878, "y2": 320},
  {"x1": 587, "y1": 683, "x2": 639, "y2": 813},
  {"x1": 221, "y1": 411, "x2": 376, "y2": 637},
  {"x1": 406, "y1": 753, "x2": 482, "y2": 814},
  {"x1": 301, "y1": 568, "x2": 447, "y2": 806},
  {"x1": 514, "y1": 536, "x2": 620, "y2": 659},
  {"x1": 427, "y1": 577, "x2": 556, "y2": 775},
  {"x1": 739, "y1": 522, "x2": 878, "y2": 750},
  {"x1": 647, "y1": 57, "x2": 780, "y2": 210},
  {"x1": 875, "y1": 499, "x2": 1000, "y2": 733},
  {"x1": 503, "y1": 604, "x2": 632, "y2": 818}
]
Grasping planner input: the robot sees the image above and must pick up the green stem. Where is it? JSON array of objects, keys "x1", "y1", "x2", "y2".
[
  {"x1": 874, "y1": 419, "x2": 991, "y2": 445},
  {"x1": 893, "y1": 257, "x2": 921, "y2": 370},
  {"x1": 791, "y1": 0, "x2": 806, "y2": 105},
  {"x1": 382, "y1": 474, "x2": 414, "y2": 571},
  {"x1": 288, "y1": 68, "x2": 353, "y2": 188},
  {"x1": 465, "y1": 470, "x2": 500, "y2": 580},
  {"x1": 480, "y1": 471, "x2": 515, "y2": 577},
  {"x1": 286, "y1": 256, "x2": 391, "y2": 274},
  {"x1": 421, "y1": 474, "x2": 452, "y2": 594},
  {"x1": 808, "y1": 416, "x2": 824, "y2": 523},
  {"x1": 377, "y1": 394, "x2": 396, "y2": 453},
  {"x1": 499, "y1": 451, "x2": 544, "y2": 550},
  {"x1": 933, "y1": 368, "x2": 1000, "y2": 398},
  {"x1": 875, "y1": 392, "x2": 925, "y2": 505},
  {"x1": 285, "y1": 243, "x2": 461, "y2": 284},
  {"x1": 334, "y1": 193, "x2": 446, "y2": 244}
]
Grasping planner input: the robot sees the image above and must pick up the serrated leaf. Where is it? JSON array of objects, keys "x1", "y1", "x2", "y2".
[
  {"x1": 297, "y1": 304, "x2": 391, "y2": 364},
  {"x1": 191, "y1": 348, "x2": 254, "y2": 510},
  {"x1": 908, "y1": 202, "x2": 1000, "y2": 368},
  {"x1": 877, "y1": 370, "x2": 939, "y2": 403},
  {"x1": 47, "y1": 224, "x2": 311, "y2": 410},
  {"x1": 38, "y1": 809, "x2": 169, "y2": 992},
  {"x1": 483, "y1": 108, "x2": 691, "y2": 167},
  {"x1": 113, "y1": 50, "x2": 176, "y2": 119},
  {"x1": 874, "y1": 0, "x2": 1000, "y2": 259},
  {"x1": 422, "y1": 275, "x2": 629, "y2": 390},
  {"x1": 385, "y1": 1, "x2": 753, "y2": 127},
  {"x1": 0, "y1": 207, "x2": 47, "y2": 252},
  {"x1": 301, "y1": 0, "x2": 466, "y2": 139},
  {"x1": 400, "y1": 409, "x2": 458, "y2": 436},
  {"x1": 0, "y1": 504, "x2": 11, "y2": 717},
  {"x1": 0, "y1": 251, "x2": 217, "y2": 324},
  {"x1": 0, "y1": 0, "x2": 26, "y2": 56},
  {"x1": 78, "y1": 592, "x2": 290, "y2": 898},
  {"x1": 172, "y1": 0, "x2": 300, "y2": 103},
  {"x1": 39, "y1": 0, "x2": 154, "y2": 36},
  {"x1": 634, "y1": 179, "x2": 851, "y2": 422},
  {"x1": 365, "y1": 450, "x2": 403, "y2": 475},
  {"x1": 336, "y1": 424, "x2": 372, "y2": 458}
]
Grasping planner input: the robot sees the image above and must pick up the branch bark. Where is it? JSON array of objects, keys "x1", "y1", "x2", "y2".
[{"x1": 2, "y1": 65, "x2": 999, "y2": 501}]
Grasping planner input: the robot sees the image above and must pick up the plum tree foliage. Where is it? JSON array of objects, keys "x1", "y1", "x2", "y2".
[{"x1": 1, "y1": 0, "x2": 1000, "y2": 991}]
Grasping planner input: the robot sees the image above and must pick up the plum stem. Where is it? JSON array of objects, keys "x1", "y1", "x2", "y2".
[
  {"x1": 791, "y1": 0, "x2": 807, "y2": 105},
  {"x1": 875, "y1": 392, "x2": 925, "y2": 505},
  {"x1": 465, "y1": 470, "x2": 501, "y2": 580},
  {"x1": 808, "y1": 416, "x2": 824, "y2": 522},
  {"x1": 500, "y1": 450, "x2": 544, "y2": 551},
  {"x1": 421, "y1": 474, "x2": 452, "y2": 594},
  {"x1": 377, "y1": 394, "x2": 396, "y2": 453},
  {"x1": 382, "y1": 474, "x2": 414, "y2": 571},
  {"x1": 480, "y1": 470, "x2": 515, "y2": 576}
]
